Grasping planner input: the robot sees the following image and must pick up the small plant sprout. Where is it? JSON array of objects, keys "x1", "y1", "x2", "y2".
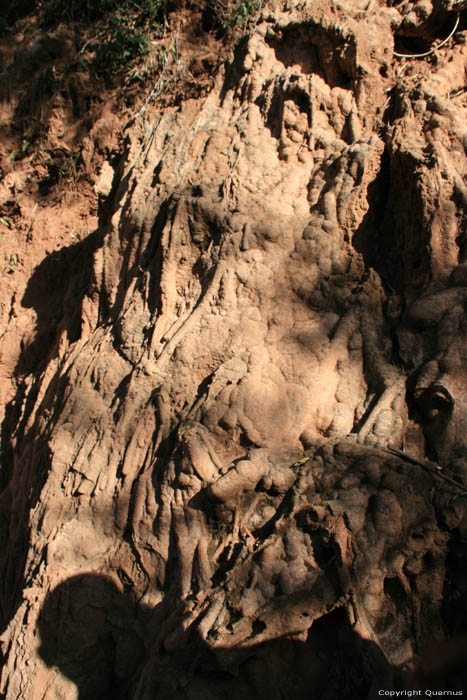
[{"x1": 7, "y1": 253, "x2": 18, "y2": 273}]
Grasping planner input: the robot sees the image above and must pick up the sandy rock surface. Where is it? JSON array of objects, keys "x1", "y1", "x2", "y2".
[{"x1": 1, "y1": 0, "x2": 467, "y2": 697}]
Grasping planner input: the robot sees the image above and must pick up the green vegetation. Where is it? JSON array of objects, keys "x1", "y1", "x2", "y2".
[
  {"x1": 224, "y1": 0, "x2": 264, "y2": 30},
  {"x1": 206, "y1": 0, "x2": 265, "y2": 32},
  {"x1": 92, "y1": 14, "x2": 152, "y2": 78},
  {"x1": 6, "y1": 253, "x2": 18, "y2": 273},
  {"x1": 1, "y1": 1, "x2": 169, "y2": 76},
  {"x1": 1, "y1": 0, "x2": 266, "y2": 39},
  {"x1": 0, "y1": 0, "x2": 266, "y2": 131},
  {"x1": 37, "y1": 0, "x2": 168, "y2": 78},
  {"x1": 0, "y1": 0, "x2": 269, "y2": 83},
  {"x1": 39, "y1": 0, "x2": 167, "y2": 26},
  {"x1": 35, "y1": 150, "x2": 82, "y2": 196}
]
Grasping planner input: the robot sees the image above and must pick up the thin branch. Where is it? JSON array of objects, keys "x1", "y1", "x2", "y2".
[{"x1": 386, "y1": 446, "x2": 467, "y2": 496}]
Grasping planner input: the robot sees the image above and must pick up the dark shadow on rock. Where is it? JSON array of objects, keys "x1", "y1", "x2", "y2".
[
  {"x1": 265, "y1": 21, "x2": 356, "y2": 88},
  {"x1": 37, "y1": 573, "x2": 149, "y2": 700},
  {"x1": 37, "y1": 574, "x2": 406, "y2": 700},
  {"x1": 19, "y1": 230, "x2": 101, "y2": 374},
  {"x1": 176, "y1": 606, "x2": 400, "y2": 700},
  {"x1": 0, "y1": 162, "x2": 135, "y2": 639},
  {"x1": 0, "y1": 232, "x2": 103, "y2": 628},
  {"x1": 411, "y1": 636, "x2": 467, "y2": 692},
  {"x1": 0, "y1": 228, "x2": 102, "y2": 493},
  {"x1": 352, "y1": 143, "x2": 431, "y2": 301}
]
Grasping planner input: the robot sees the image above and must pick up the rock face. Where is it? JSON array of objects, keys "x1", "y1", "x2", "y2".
[{"x1": 1, "y1": 0, "x2": 467, "y2": 697}]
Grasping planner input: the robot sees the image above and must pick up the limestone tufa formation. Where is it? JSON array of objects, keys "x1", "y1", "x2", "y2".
[{"x1": 1, "y1": 0, "x2": 467, "y2": 697}]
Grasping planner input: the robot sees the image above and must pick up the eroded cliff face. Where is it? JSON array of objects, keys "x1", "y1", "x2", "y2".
[{"x1": 1, "y1": 0, "x2": 467, "y2": 697}]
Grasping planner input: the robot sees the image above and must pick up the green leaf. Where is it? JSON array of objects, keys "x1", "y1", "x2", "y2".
[{"x1": 293, "y1": 457, "x2": 310, "y2": 466}]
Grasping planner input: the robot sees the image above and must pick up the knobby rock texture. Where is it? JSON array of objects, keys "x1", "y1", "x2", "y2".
[{"x1": 2, "y1": 0, "x2": 467, "y2": 697}]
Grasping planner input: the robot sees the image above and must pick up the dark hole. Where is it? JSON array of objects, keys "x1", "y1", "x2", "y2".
[
  {"x1": 384, "y1": 576, "x2": 407, "y2": 606},
  {"x1": 393, "y1": 34, "x2": 431, "y2": 56}
]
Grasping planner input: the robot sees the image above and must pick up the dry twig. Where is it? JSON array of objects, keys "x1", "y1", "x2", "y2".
[{"x1": 386, "y1": 446, "x2": 467, "y2": 497}]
